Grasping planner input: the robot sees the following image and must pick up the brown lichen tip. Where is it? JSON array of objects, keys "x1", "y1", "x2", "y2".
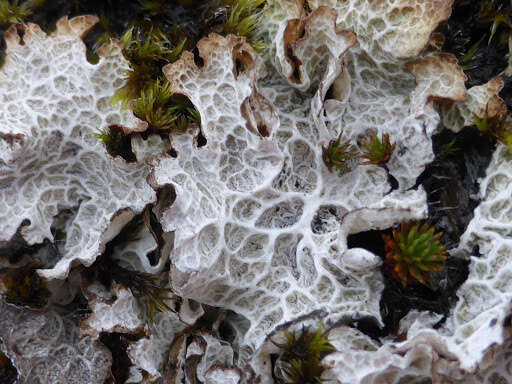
[
  {"x1": 53, "y1": 15, "x2": 99, "y2": 39},
  {"x1": 4, "y1": 15, "x2": 99, "y2": 50},
  {"x1": 471, "y1": 77, "x2": 507, "y2": 120},
  {"x1": 385, "y1": 0, "x2": 454, "y2": 59},
  {"x1": 405, "y1": 53, "x2": 467, "y2": 108},
  {"x1": 283, "y1": 6, "x2": 356, "y2": 87},
  {"x1": 164, "y1": 33, "x2": 257, "y2": 83},
  {"x1": 162, "y1": 33, "x2": 274, "y2": 141}
]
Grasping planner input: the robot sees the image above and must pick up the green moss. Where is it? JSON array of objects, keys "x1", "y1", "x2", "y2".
[
  {"x1": 473, "y1": 107, "x2": 512, "y2": 151},
  {"x1": 112, "y1": 26, "x2": 187, "y2": 107},
  {"x1": 0, "y1": 0, "x2": 33, "y2": 26},
  {"x1": 274, "y1": 324, "x2": 336, "y2": 384},
  {"x1": 107, "y1": 24, "x2": 200, "y2": 136},
  {"x1": 132, "y1": 78, "x2": 199, "y2": 133},
  {"x1": 0, "y1": 0, "x2": 46, "y2": 26},
  {"x1": 459, "y1": 37, "x2": 483, "y2": 71},
  {"x1": 221, "y1": 0, "x2": 265, "y2": 51},
  {"x1": 322, "y1": 135, "x2": 358, "y2": 174},
  {"x1": 129, "y1": 271, "x2": 175, "y2": 323},
  {"x1": 359, "y1": 132, "x2": 396, "y2": 166},
  {"x1": 479, "y1": 0, "x2": 512, "y2": 44},
  {"x1": 382, "y1": 222, "x2": 447, "y2": 286}
]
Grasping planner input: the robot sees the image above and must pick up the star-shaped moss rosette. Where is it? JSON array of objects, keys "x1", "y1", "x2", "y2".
[
  {"x1": 360, "y1": 132, "x2": 396, "y2": 166},
  {"x1": 322, "y1": 135, "x2": 357, "y2": 174},
  {"x1": 382, "y1": 222, "x2": 447, "y2": 286}
]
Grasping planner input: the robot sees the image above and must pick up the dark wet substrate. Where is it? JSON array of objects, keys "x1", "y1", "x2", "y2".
[{"x1": 348, "y1": 127, "x2": 495, "y2": 338}]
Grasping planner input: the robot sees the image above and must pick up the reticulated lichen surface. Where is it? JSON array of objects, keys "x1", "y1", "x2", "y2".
[
  {"x1": 0, "y1": 16, "x2": 155, "y2": 279},
  {"x1": 0, "y1": 300, "x2": 112, "y2": 383},
  {"x1": 3, "y1": 1, "x2": 512, "y2": 383},
  {"x1": 263, "y1": 0, "x2": 462, "y2": 189},
  {"x1": 146, "y1": 0, "x2": 473, "y2": 351},
  {"x1": 442, "y1": 142, "x2": 512, "y2": 370},
  {"x1": 150, "y1": 30, "x2": 430, "y2": 349}
]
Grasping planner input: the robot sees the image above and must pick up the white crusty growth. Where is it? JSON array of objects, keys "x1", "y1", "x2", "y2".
[
  {"x1": 0, "y1": 16, "x2": 155, "y2": 279},
  {"x1": 151, "y1": 29, "x2": 429, "y2": 349},
  {"x1": 0, "y1": 300, "x2": 112, "y2": 383}
]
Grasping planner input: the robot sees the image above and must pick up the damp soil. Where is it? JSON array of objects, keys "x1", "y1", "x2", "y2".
[
  {"x1": 348, "y1": 126, "x2": 496, "y2": 338},
  {"x1": 439, "y1": 0, "x2": 512, "y2": 108},
  {"x1": 417, "y1": 127, "x2": 496, "y2": 248},
  {"x1": 439, "y1": 0, "x2": 509, "y2": 86}
]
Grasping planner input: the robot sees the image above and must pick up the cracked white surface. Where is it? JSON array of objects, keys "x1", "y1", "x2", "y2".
[
  {"x1": 263, "y1": 0, "x2": 465, "y2": 189},
  {"x1": 150, "y1": 30, "x2": 429, "y2": 351},
  {"x1": 0, "y1": 300, "x2": 112, "y2": 384},
  {"x1": 0, "y1": 16, "x2": 155, "y2": 280},
  {"x1": 2, "y1": 1, "x2": 512, "y2": 382},
  {"x1": 441, "y1": 143, "x2": 512, "y2": 371}
]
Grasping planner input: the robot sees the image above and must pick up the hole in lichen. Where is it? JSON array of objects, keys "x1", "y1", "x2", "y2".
[
  {"x1": 269, "y1": 353, "x2": 280, "y2": 381},
  {"x1": 145, "y1": 208, "x2": 168, "y2": 266},
  {"x1": 95, "y1": 124, "x2": 136, "y2": 163},
  {"x1": 298, "y1": 25, "x2": 306, "y2": 40},
  {"x1": 503, "y1": 314, "x2": 512, "y2": 328},
  {"x1": 287, "y1": 46, "x2": 302, "y2": 84},
  {"x1": 346, "y1": 229, "x2": 389, "y2": 257},
  {"x1": 232, "y1": 47, "x2": 254, "y2": 78},
  {"x1": 168, "y1": 147, "x2": 178, "y2": 158},
  {"x1": 99, "y1": 332, "x2": 142, "y2": 384},
  {"x1": 387, "y1": 172, "x2": 399, "y2": 191},
  {"x1": 325, "y1": 82, "x2": 335, "y2": 100},
  {"x1": 197, "y1": 131, "x2": 207, "y2": 147},
  {"x1": 192, "y1": 47, "x2": 204, "y2": 68},
  {"x1": 257, "y1": 123, "x2": 270, "y2": 137},
  {"x1": 15, "y1": 25, "x2": 25, "y2": 46},
  {"x1": 218, "y1": 320, "x2": 236, "y2": 343},
  {"x1": 83, "y1": 23, "x2": 103, "y2": 64},
  {"x1": 235, "y1": 57, "x2": 245, "y2": 76},
  {"x1": 154, "y1": 183, "x2": 176, "y2": 218},
  {"x1": 347, "y1": 228, "x2": 470, "y2": 336},
  {"x1": 348, "y1": 316, "x2": 382, "y2": 342}
]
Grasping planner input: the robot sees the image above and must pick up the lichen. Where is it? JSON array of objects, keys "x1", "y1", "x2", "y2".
[{"x1": 1, "y1": 1, "x2": 512, "y2": 383}]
